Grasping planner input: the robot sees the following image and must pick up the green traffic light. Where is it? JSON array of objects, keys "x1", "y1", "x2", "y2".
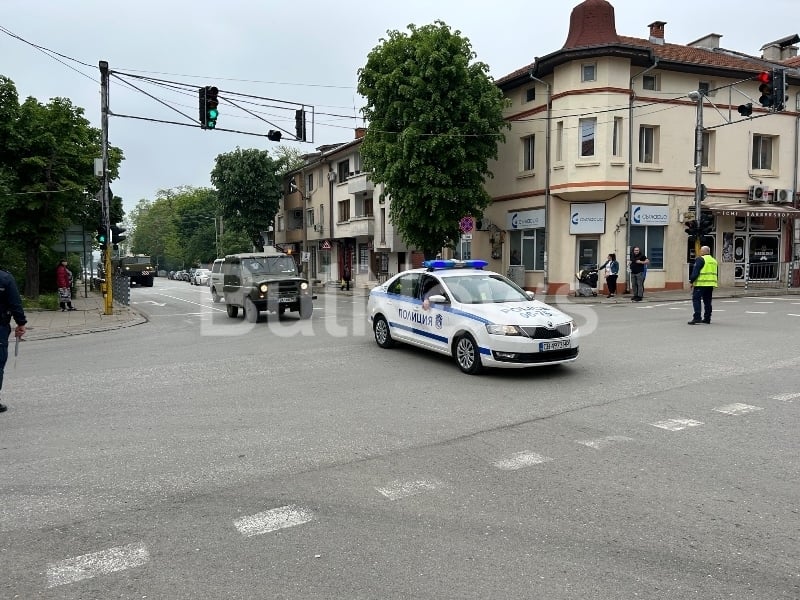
[{"x1": 209, "y1": 108, "x2": 218, "y2": 119}]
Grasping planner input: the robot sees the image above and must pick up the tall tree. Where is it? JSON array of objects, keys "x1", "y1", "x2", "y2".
[
  {"x1": 357, "y1": 21, "x2": 509, "y2": 257},
  {"x1": 210, "y1": 148, "x2": 283, "y2": 250},
  {"x1": 0, "y1": 79, "x2": 123, "y2": 297}
]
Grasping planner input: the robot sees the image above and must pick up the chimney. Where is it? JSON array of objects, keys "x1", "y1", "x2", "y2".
[
  {"x1": 648, "y1": 21, "x2": 666, "y2": 45},
  {"x1": 355, "y1": 127, "x2": 366, "y2": 139},
  {"x1": 688, "y1": 33, "x2": 722, "y2": 50}
]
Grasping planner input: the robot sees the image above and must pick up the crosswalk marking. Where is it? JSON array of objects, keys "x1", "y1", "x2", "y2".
[
  {"x1": 577, "y1": 435, "x2": 633, "y2": 449},
  {"x1": 650, "y1": 418, "x2": 704, "y2": 431},
  {"x1": 745, "y1": 311, "x2": 767, "y2": 314},
  {"x1": 234, "y1": 505, "x2": 314, "y2": 537},
  {"x1": 713, "y1": 403, "x2": 764, "y2": 416},
  {"x1": 376, "y1": 479, "x2": 440, "y2": 501},
  {"x1": 46, "y1": 542, "x2": 149, "y2": 588},
  {"x1": 493, "y1": 452, "x2": 553, "y2": 470}
]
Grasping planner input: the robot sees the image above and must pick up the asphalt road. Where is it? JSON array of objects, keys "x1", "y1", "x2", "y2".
[{"x1": 2, "y1": 279, "x2": 798, "y2": 599}]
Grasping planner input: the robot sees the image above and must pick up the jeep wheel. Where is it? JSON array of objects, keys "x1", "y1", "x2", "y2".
[
  {"x1": 225, "y1": 304, "x2": 238, "y2": 318},
  {"x1": 211, "y1": 288, "x2": 221, "y2": 303},
  {"x1": 299, "y1": 300, "x2": 312, "y2": 320},
  {"x1": 454, "y1": 334, "x2": 482, "y2": 374},
  {"x1": 244, "y1": 297, "x2": 259, "y2": 323},
  {"x1": 373, "y1": 315, "x2": 394, "y2": 349}
]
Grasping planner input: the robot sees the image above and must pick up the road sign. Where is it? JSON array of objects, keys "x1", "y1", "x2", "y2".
[{"x1": 321, "y1": 240, "x2": 331, "y2": 250}]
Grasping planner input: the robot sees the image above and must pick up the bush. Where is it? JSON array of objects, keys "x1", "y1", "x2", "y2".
[{"x1": 22, "y1": 293, "x2": 60, "y2": 311}]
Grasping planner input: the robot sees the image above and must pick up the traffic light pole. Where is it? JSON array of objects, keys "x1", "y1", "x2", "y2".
[
  {"x1": 100, "y1": 61, "x2": 114, "y2": 315},
  {"x1": 690, "y1": 90, "x2": 704, "y2": 257}
]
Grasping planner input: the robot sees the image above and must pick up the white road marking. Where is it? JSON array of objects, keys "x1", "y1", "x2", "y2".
[
  {"x1": 493, "y1": 452, "x2": 553, "y2": 470},
  {"x1": 155, "y1": 293, "x2": 226, "y2": 312},
  {"x1": 788, "y1": 314, "x2": 800, "y2": 317},
  {"x1": 754, "y1": 301, "x2": 774, "y2": 304},
  {"x1": 743, "y1": 296, "x2": 782, "y2": 300},
  {"x1": 713, "y1": 403, "x2": 764, "y2": 416},
  {"x1": 650, "y1": 418, "x2": 704, "y2": 431},
  {"x1": 46, "y1": 542, "x2": 149, "y2": 588},
  {"x1": 375, "y1": 479, "x2": 440, "y2": 500},
  {"x1": 771, "y1": 392, "x2": 800, "y2": 402},
  {"x1": 668, "y1": 307, "x2": 683, "y2": 310},
  {"x1": 234, "y1": 505, "x2": 314, "y2": 537},
  {"x1": 577, "y1": 435, "x2": 634, "y2": 449},
  {"x1": 745, "y1": 311, "x2": 767, "y2": 314},
  {"x1": 720, "y1": 300, "x2": 739, "y2": 303}
]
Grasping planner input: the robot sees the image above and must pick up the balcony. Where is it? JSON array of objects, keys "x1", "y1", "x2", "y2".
[
  {"x1": 336, "y1": 215, "x2": 374, "y2": 238},
  {"x1": 347, "y1": 171, "x2": 374, "y2": 195}
]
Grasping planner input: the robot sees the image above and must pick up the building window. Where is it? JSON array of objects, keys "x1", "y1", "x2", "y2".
[
  {"x1": 579, "y1": 118, "x2": 596, "y2": 157},
  {"x1": 701, "y1": 130, "x2": 715, "y2": 169},
  {"x1": 338, "y1": 200, "x2": 350, "y2": 222},
  {"x1": 524, "y1": 87, "x2": 535, "y2": 103},
  {"x1": 638, "y1": 125, "x2": 659, "y2": 164},
  {"x1": 508, "y1": 229, "x2": 545, "y2": 270},
  {"x1": 337, "y1": 160, "x2": 350, "y2": 182},
  {"x1": 522, "y1": 135, "x2": 535, "y2": 171},
  {"x1": 752, "y1": 135, "x2": 773, "y2": 171},
  {"x1": 353, "y1": 152, "x2": 362, "y2": 174},
  {"x1": 612, "y1": 117, "x2": 623, "y2": 157},
  {"x1": 454, "y1": 236, "x2": 471, "y2": 260},
  {"x1": 556, "y1": 121, "x2": 564, "y2": 162},
  {"x1": 306, "y1": 173, "x2": 314, "y2": 192},
  {"x1": 698, "y1": 81, "x2": 715, "y2": 96},
  {"x1": 630, "y1": 226, "x2": 664, "y2": 269},
  {"x1": 277, "y1": 215, "x2": 284, "y2": 232},
  {"x1": 355, "y1": 196, "x2": 373, "y2": 217},
  {"x1": 306, "y1": 208, "x2": 314, "y2": 227},
  {"x1": 581, "y1": 63, "x2": 596, "y2": 82},
  {"x1": 642, "y1": 75, "x2": 659, "y2": 91}
]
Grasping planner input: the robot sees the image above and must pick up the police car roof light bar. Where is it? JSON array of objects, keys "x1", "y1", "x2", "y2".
[{"x1": 423, "y1": 259, "x2": 489, "y2": 270}]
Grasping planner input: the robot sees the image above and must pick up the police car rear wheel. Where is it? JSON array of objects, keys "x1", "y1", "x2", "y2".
[
  {"x1": 373, "y1": 315, "x2": 394, "y2": 348},
  {"x1": 454, "y1": 334, "x2": 482, "y2": 374}
]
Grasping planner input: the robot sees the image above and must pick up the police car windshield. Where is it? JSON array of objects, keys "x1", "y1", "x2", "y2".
[
  {"x1": 243, "y1": 256, "x2": 298, "y2": 275},
  {"x1": 445, "y1": 274, "x2": 528, "y2": 304}
]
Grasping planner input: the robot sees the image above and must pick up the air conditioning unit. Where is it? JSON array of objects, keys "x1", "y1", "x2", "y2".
[
  {"x1": 313, "y1": 224, "x2": 324, "y2": 233},
  {"x1": 772, "y1": 188, "x2": 794, "y2": 204},
  {"x1": 475, "y1": 218, "x2": 493, "y2": 231},
  {"x1": 747, "y1": 184, "x2": 768, "y2": 203},
  {"x1": 326, "y1": 172, "x2": 337, "y2": 182}
]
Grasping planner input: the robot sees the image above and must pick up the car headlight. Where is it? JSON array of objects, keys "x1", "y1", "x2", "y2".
[
  {"x1": 300, "y1": 282, "x2": 308, "y2": 290},
  {"x1": 486, "y1": 324, "x2": 523, "y2": 336},
  {"x1": 259, "y1": 283, "x2": 268, "y2": 293}
]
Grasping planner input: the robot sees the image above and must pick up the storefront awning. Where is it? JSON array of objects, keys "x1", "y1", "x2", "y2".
[{"x1": 702, "y1": 201, "x2": 800, "y2": 217}]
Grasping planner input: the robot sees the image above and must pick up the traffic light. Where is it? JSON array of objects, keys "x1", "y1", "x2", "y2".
[
  {"x1": 684, "y1": 219, "x2": 698, "y2": 242},
  {"x1": 757, "y1": 71, "x2": 774, "y2": 108},
  {"x1": 737, "y1": 102, "x2": 753, "y2": 117},
  {"x1": 110, "y1": 224, "x2": 127, "y2": 245},
  {"x1": 96, "y1": 225, "x2": 107, "y2": 247},
  {"x1": 295, "y1": 109, "x2": 306, "y2": 141},
  {"x1": 698, "y1": 212, "x2": 714, "y2": 237},
  {"x1": 267, "y1": 130, "x2": 282, "y2": 142},
  {"x1": 199, "y1": 86, "x2": 219, "y2": 129},
  {"x1": 773, "y1": 68, "x2": 789, "y2": 112}
]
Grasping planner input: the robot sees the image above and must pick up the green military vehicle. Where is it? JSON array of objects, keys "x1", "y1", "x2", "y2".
[{"x1": 112, "y1": 255, "x2": 155, "y2": 287}]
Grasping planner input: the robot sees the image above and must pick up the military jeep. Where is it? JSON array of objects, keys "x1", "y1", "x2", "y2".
[{"x1": 222, "y1": 249, "x2": 313, "y2": 322}]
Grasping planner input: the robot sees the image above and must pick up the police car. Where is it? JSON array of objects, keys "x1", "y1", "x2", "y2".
[{"x1": 367, "y1": 259, "x2": 579, "y2": 374}]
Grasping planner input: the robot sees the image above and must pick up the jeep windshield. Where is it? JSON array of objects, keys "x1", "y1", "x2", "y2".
[{"x1": 243, "y1": 256, "x2": 298, "y2": 276}]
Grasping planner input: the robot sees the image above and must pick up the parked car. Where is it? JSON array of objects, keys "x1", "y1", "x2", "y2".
[
  {"x1": 192, "y1": 268, "x2": 211, "y2": 286},
  {"x1": 209, "y1": 258, "x2": 225, "y2": 302},
  {"x1": 367, "y1": 259, "x2": 579, "y2": 374}
]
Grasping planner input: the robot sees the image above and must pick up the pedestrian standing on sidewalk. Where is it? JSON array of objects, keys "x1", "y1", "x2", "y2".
[
  {"x1": 341, "y1": 263, "x2": 351, "y2": 291},
  {"x1": 0, "y1": 268, "x2": 27, "y2": 413},
  {"x1": 599, "y1": 253, "x2": 619, "y2": 298},
  {"x1": 56, "y1": 259, "x2": 77, "y2": 311},
  {"x1": 687, "y1": 245, "x2": 718, "y2": 325},
  {"x1": 629, "y1": 247, "x2": 649, "y2": 302}
]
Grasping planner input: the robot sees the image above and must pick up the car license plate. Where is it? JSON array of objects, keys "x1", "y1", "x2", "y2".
[
  {"x1": 540, "y1": 339, "x2": 570, "y2": 351},
  {"x1": 278, "y1": 297, "x2": 294, "y2": 303}
]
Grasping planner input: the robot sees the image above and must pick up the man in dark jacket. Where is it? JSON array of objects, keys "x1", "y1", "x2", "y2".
[
  {"x1": 0, "y1": 269, "x2": 27, "y2": 412},
  {"x1": 687, "y1": 246, "x2": 718, "y2": 325}
]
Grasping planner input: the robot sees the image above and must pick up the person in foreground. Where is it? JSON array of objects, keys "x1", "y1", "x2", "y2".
[
  {"x1": 687, "y1": 245, "x2": 718, "y2": 325},
  {"x1": 0, "y1": 268, "x2": 27, "y2": 412}
]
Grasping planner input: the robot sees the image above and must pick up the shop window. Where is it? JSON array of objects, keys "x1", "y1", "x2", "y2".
[
  {"x1": 509, "y1": 229, "x2": 545, "y2": 270},
  {"x1": 630, "y1": 225, "x2": 664, "y2": 269}
]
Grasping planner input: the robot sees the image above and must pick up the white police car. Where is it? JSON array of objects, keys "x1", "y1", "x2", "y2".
[{"x1": 367, "y1": 259, "x2": 579, "y2": 374}]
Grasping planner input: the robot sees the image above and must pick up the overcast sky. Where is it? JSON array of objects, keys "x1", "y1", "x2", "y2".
[{"x1": 2, "y1": 0, "x2": 796, "y2": 215}]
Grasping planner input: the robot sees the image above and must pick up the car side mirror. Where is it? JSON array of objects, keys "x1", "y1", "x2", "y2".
[
  {"x1": 525, "y1": 291, "x2": 536, "y2": 300},
  {"x1": 428, "y1": 294, "x2": 447, "y2": 304}
]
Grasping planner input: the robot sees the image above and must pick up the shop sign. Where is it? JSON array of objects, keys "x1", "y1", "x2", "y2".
[
  {"x1": 507, "y1": 208, "x2": 545, "y2": 230},
  {"x1": 631, "y1": 204, "x2": 669, "y2": 225},
  {"x1": 569, "y1": 203, "x2": 605, "y2": 234}
]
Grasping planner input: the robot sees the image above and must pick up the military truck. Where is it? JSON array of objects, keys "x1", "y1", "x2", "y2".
[
  {"x1": 112, "y1": 255, "x2": 155, "y2": 287},
  {"x1": 222, "y1": 247, "x2": 313, "y2": 322}
]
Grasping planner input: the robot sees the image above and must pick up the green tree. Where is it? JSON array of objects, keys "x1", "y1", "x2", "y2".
[
  {"x1": 357, "y1": 21, "x2": 508, "y2": 257},
  {"x1": 0, "y1": 78, "x2": 123, "y2": 297},
  {"x1": 272, "y1": 145, "x2": 306, "y2": 176},
  {"x1": 210, "y1": 148, "x2": 283, "y2": 250}
]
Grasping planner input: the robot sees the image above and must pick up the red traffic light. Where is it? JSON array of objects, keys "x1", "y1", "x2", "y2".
[{"x1": 757, "y1": 71, "x2": 771, "y2": 84}]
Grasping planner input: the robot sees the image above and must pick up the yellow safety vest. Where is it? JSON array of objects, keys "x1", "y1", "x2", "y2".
[{"x1": 695, "y1": 255, "x2": 718, "y2": 287}]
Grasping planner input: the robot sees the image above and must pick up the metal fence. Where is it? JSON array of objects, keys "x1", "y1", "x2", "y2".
[{"x1": 739, "y1": 261, "x2": 798, "y2": 290}]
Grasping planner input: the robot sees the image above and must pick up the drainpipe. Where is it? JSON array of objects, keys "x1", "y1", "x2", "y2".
[
  {"x1": 627, "y1": 57, "x2": 659, "y2": 292},
  {"x1": 792, "y1": 94, "x2": 800, "y2": 287},
  {"x1": 529, "y1": 70, "x2": 552, "y2": 294}
]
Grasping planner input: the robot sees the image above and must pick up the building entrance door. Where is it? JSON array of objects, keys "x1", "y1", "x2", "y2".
[{"x1": 576, "y1": 238, "x2": 600, "y2": 272}]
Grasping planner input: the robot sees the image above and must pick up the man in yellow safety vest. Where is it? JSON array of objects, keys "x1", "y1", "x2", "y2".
[{"x1": 687, "y1": 246, "x2": 718, "y2": 325}]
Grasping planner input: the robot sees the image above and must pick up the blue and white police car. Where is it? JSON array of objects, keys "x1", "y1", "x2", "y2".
[{"x1": 367, "y1": 259, "x2": 579, "y2": 374}]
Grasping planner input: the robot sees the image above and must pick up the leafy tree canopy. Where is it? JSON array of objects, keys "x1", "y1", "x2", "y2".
[
  {"x1": 357, "y1": 21, "x2": 509, "y2": 256},
  {"x1": 210, "y1": 147, "x2": 283, "y2": 250}
]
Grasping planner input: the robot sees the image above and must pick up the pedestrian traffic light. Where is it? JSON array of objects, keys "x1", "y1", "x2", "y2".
[
  {"x1": 757, "y1": 71, "x2": 774, "y2": 108},
  {"x1": 295, "y1": 109, "x2": 306, "y2": 141},
  {"x1": 737, "y1": 102, "x2": 753, "y2": 117},
  {"x1": 96, "y1": 226, "x2": 107, "y2": 247},
  {"x1": 773, "y1": 68, "x2": 789, "y2": 112},
  {"x1": 199, "y1": 86, "x2": 219, "y2": 129},
  {"x1": 110, "y1": 224, "x2": 127, "y2": 245},
  {"x1": 267, "y1": 130, "x2": 282, "y2": 142}
]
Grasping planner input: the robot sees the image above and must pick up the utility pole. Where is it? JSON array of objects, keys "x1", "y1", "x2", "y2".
[
  {"x1": 689, "y1": 89, "x2": 704, "y2": 257},
  {"x1": 99, "y1": 60, "x2": 114, "y2": 315}
]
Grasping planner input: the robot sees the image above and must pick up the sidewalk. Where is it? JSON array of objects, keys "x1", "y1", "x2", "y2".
[{"x1": 22, "y1": 289, "x2": 146, "y2": 341}]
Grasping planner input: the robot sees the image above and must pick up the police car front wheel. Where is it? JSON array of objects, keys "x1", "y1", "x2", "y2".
[
  {"x1": 454, "y1": 334, "x2": 482, "y2": 374},
  {"x1": 373, "y1": 315, "x2": 394, "y2": 349}
]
